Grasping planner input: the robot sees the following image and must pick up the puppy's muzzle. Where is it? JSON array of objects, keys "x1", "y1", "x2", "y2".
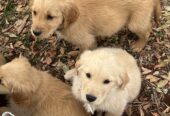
[
  {"x1": 32, "y1": 30, "x2": 42, "y2": 36},
  {"x1": 86, "y1": 94, "x2": 97, "y2": 102}
]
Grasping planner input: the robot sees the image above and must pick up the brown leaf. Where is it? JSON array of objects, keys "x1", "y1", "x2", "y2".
[
  {"x1": 68, "y1": 51, "x2": 79, "y2": 57},
  {"x1": 14, "y1": 41, "x2": 23, "y2": 48},
  {"x1": 154, "y1": 56, "x2": 170, "y2": 69},
  {"x1": 157, "y1": 80, "x2": 169, "y2": 88},
  {"x1": 46, "y1": 49, "x2": 57, "y2": 58},
  {"x1": 43, "y1": 57, "x2": 52, "y2": 65},
  {"x1": 8, "y1": 33, "x2": 17, "y2": 38},
  {"x1": 16, "y1": 5, "x2": 24, "y2": 12},
  {"x1": 57, "y1": 62, "x2": 69, "y2": 73},
  {"x1": 142, "y1": 67, "x2": 152, "y2": 75},
  {"x1": 60, "y1": 47, "x2": 65, "y2": 55},
  {"x1": 67, "y1": 60, "x2": 75, "y2": 67},
  {"x1": 146, "y1": 75, "x2": 160, "y2": 83},
  {"x1": 143, "y1": 103, "x2": 151, "y2": 111},
  {"x1": 163, "y1": 106, "x2": 170, "y2": 114},
  {"x1": 163, "y1": 95, "x2": 170, "y2": 106},
  {"x1": 139, "y1": 106, "x2": 144, "y2": 116},
  {"x1": 17, "y1": 15, "x2": 29, "y2": 35},
  {"x1": 151, "y1": 112, "x2": 160, "y2": 116}
]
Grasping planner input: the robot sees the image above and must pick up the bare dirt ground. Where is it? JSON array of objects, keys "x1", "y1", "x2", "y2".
[{"x1": 0, "y1": 0, "x2": 170, "y2": 115}]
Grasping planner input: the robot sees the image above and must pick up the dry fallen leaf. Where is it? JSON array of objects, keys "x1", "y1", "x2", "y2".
[
  {"x1": 60, "y1": 47, "x2": 65, "y2": 55},
  {"x1": 142, "y1": 67, "x2": 152, "y2": 74},
  {"x1": 151, "y1": 112, "x2": 160, "y2": 116},
  {"x1": 68, "y1": 51, "x2": 79, "y2": 57},
  {"x1": 157, "y1": 80, "x2": 169, "y2": 88},
  {"x1": 43, "y1": 57, "x2": 52, "y2": 65},
  {"x1": 143, "y1": 103, "x2": 151, "y2": 111},
  {"x1": 14, "y1": 41, "x2": 23, "y2": 48},
  {"x1": 164, "y1": 6, "x2": 170, "y2": 11},
  {"x1": 17, "y1": 15, "x2": 29, "y2": 34},
  {"x1": 57, "y1": 62, "x2": 69, "y2": 73},
  {"x1": 154, "y1": 56, "x2": 170, "y2": 69},
  {"x1": 7, "y1": 33, "x2": 17, "y2": 38},
  {"x1": 168, "y1": 72, "x2": 170, "y2": 80},
  {"x1": 139, "y1": 106, "x2": 144, "y2": 116},
  {"x1": 146, "y1": 75, "x2": 160, "y2": 83}
]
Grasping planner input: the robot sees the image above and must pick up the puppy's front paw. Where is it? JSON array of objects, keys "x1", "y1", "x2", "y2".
[
  {"x1": 131, "y1": 40, "x2": 146, "y2": 52},
  {"x1": 64, "y1": 69, "x2": 77, "y2": 80}
]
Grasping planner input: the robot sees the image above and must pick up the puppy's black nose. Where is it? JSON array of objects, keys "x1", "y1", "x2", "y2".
[
  {"x1": 33, "y1": 30, "x2": 42, "y2": 36},
  {"x1": 86, "y1": 94, "x2": 96, "y2": 102}
]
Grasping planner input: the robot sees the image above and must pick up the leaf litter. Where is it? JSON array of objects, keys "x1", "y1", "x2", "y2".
[{"x1": 0, "y1": 0, "x2": 170, "y2": 116}]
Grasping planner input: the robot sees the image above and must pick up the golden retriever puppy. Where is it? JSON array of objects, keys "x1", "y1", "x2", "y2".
[
  {"x1": 30, "y1": 0, "x2": 161, "y2": 52},
  {"x1": 0, "y1": 57, "x2": 90, "y2": 116},
  {"x1": 65, "y1": 48, "x2": 141, "y2": 116},
  {"x1": 0, "y1": 54, "x2": 9, "y2": 115}
]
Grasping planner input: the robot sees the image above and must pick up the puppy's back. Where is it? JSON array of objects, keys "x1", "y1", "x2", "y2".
[{"x1": 36, "y1": 73, "x2": 89, "y2": 116}]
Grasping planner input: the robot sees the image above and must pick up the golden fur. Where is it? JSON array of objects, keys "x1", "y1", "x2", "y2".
[
  {"x1": 0, "y1": 54, "x2": 9, "y2": 115},
  {"x1": 31, "y1": 0, "x2": 161, "y2": 52},
  {"x1": 0, "y1": 57, "x2": 90, "y2": 116},
  {"x1": 65, "y1": 48, "x2": 141, "y2": 116}
]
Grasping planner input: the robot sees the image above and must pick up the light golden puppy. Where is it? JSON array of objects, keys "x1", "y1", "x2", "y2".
[
  {"x1": 30, "y1": 0, "x2": 161, "y2": 52},
  {"x1": 0, "y1": 57, "x2": 90, "y2": 116},
  {"x1": 65, "y1": 48, "x2": 141, "y2": 116}
]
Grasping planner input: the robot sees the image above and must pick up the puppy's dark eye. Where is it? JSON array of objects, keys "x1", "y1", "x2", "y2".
[
  {"x1": 86, "y1": 73, "x2": 91, "y2": 79},
  {"x1": 47, "y1": 15, "x2": 53, "y2": 20},
  {"x1": 33, "y1": 11, "x2": 37, "y2": 15},
  {"x1": 103, "y1": 79, "x2": 110, "y2": 84}
]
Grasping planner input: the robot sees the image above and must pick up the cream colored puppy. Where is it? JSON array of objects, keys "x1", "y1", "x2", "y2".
[
  {"x1": 65, "y1": 48, "x2": 141, "y2": 116},
  {"x1": 0, "y1": 57, "x2": 90, "y2": 116},
  {"x1": 30, "y1": 0, "x2": 161, "y2": 51}
]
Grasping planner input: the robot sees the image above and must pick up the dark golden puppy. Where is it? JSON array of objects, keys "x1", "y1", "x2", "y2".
[
  {"x1": 30, "y1": 0, "x2": 160, "y2": 52},
  {"x1": 0, "y1": 57, "x2": 90, "y2": 116}
]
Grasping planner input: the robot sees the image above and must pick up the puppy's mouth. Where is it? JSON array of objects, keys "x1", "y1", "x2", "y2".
[
  {"x1": 30, "y1": 29, "x2": 53, "y2": 40},
  {"x1": 87, "y1": 97, "x2": 105, "y2": 106}
]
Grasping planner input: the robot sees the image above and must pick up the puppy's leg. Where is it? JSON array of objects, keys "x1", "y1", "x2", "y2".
[
  {"x1": 78, "y1": 34, "x2": 97, "y2": 51},
  {"x1": 64, "y1": 69, "x2": 77, "y2": 80},
  {"x1": 128, "y1": 11, "x2": 152, "y2": 52}
]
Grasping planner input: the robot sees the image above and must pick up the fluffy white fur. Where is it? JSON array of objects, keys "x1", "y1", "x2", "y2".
[{"x1": 65, "y1": 48, "x2": 141, "y2": 116}]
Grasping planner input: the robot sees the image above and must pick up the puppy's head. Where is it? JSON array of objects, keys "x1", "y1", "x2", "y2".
[
  {"x1": 30, "y1": 0, "x2": 79, "y2": 38},
  {"x1": 0, "y1": 57, "x2": 40, "y2": 95},
  {"x1": 76, "y1": 50, "x2": 129, "y2": 105}
]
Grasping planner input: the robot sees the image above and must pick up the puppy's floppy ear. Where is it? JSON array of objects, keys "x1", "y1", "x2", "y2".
[
  {"x1": 63, "y1": 3, "x2": 79, "y2": 28},
  {"x1": 75, "y1": 60, "x2": 80, "y2": 69},
  {"x1": 117, "y1": 72, "x2": 129, "y2": 89},
  {"x1": 64, "y1": 60, "x2": 80, "y2": 80}
]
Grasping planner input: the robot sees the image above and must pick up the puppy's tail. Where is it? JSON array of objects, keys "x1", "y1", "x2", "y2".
[{"x1": 153, "y1": 0, "x2": 161, "y2": 26}]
